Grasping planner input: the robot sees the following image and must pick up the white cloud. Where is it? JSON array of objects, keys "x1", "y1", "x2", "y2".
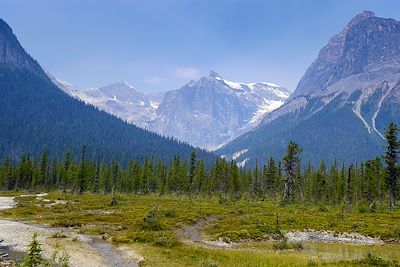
[{"x1": 172, "y1": 67, "x2": 201, "y2": 80}]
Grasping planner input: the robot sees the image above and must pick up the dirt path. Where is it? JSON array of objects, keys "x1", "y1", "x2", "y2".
[
  {"x1": 178, "y1": 216, "x2": 234, "y2": 248},
  {"x1": 0, "y1": 196, "x2": 139, "y2": 267}
]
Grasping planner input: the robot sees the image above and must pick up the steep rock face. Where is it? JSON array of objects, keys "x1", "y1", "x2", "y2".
[
  {"x1": 73, "y1": 82, "x2": 161, "y2": 129},
  {"x1": 293, "y1": 11, "x2": 400, "y2": 98},
  {"x1": 56, "y1": 71, "x2": 289, "y2": 150},
  {"x1": 0, "y1": 19, "x2": 43, "y2": 74},
  {"x1": 154, "y1": 73, "x2": 254, "y2": 149},
  {"x1": 151, "y1": 72, "x2": 289, "y2": 150},
  {"x1": 219, "y1": 11, "x2": 400, "y2": 167}
]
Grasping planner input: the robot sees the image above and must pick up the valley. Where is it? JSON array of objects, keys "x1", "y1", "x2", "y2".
[
  {"x1": 0, "y1": 3, "x2": 400, "y2": 267},
  {"x1": 1, "y1": 192, "x2": 399, "y2": 266}
]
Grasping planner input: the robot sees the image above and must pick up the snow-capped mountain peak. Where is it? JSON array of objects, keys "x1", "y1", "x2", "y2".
[
  {"x1": 49, "y1": 70, "x2": 290, "y2": 150},
  {"x1": 152, "y1": 72, "x2": 290, "y2": 149}
]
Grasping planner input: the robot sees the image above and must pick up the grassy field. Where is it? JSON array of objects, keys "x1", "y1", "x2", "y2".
[{"x1": 1, "y1": 192, "x2": 400, "y2": 266}]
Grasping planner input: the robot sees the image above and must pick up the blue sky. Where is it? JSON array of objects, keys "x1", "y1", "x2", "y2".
[{"x1": 1, "y1": 0, "x2": 399, "y2": 92}]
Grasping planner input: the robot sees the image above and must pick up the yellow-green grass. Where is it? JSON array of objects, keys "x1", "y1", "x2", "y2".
[
  {"x1": 133, "y1": 242, "x2": 400, "y2": 267},
  {"x1": 0, "y1": 192, "x2": 399, "y2": 266}
]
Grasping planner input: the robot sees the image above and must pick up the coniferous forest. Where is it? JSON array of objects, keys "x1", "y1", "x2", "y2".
[
  {"x1": 2, "y1": 7, "x2": 400, "y2": 267},
  {"x1": 1, "y1": 123, "x2": 398, "y2": 208}
]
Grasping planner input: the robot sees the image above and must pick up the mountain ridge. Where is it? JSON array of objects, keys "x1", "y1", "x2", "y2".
[
  {"x1": 0, "y1": 18, "x2": 214, "y2": 163},
  {"x1": 54, "y1": 70, "x2": 290, "y2": 150},
  {"x1": 218, "y1": 11, "x2": 400, "y2": 166}
]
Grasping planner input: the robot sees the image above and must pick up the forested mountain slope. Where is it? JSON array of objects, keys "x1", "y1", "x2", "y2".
[
  {"x1": 219, "y1": 11, "x2": 400, "y2": 166},
  {"x1": 0, "y1": 18, "x2": 214, "y2": 163}
]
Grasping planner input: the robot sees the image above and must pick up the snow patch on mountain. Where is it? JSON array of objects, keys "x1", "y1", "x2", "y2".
[
  {"x1": 231, "y1": 149, "x2": 248, "y2": 160},
  {"x1": 237, "y1": 158, "x2": 249, "y2": 168},
  {"x1": 249, "y1": 99, "x2": 285, "y2": 124},
  {"x1": 371, "y1": 82, "x2": 394, "y2": 139},
  {"x1": 49, "y1": 70, "x2": 290, "y2": 150}
]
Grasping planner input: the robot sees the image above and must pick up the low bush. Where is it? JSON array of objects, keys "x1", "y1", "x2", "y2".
[
  {"x1": 163, "y1": 210, "x2": 176, "y2": 218},
  {"x1": 140, "y1": 209, "x2": 165, "y2": 231},
  {"x1": 200, "y1": 259, "x2": 219, "y2": 267},
  {"x1": 51, "y1": 232, "x2": 68, "y2": 239},
  {"x1": 154, "y1": 234, "x2": 178, "y2": 248},
  {"x1": 355, "y1": 252, "x2": 400, "y2": 266},
  {"x1": 272, "y1": 239, "x2": 303, "y2": 250}
]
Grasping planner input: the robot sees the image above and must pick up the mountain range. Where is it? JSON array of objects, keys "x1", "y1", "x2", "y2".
[
  {"x1": 218, "y1": 11, "x2": 400, "y2": 166},
  {"x1": 53, "y1": 71, "x2": 290, "y2": 150},
  {"x1": 0, "y1": 18, "x2": 214, "y2": 163},
  {"x1": 2, "y1": 10, "x2": 399, "y2": 168}
]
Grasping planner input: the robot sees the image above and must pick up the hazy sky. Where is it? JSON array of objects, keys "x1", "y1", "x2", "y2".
[{"x1": 1, "y1": 0, "x2": 400, "y2": 92}]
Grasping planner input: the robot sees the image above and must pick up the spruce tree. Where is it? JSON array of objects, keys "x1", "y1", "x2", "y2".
[
  {"x1": 62, "y1": 149, "x2": 72, "y2": 193},
  {"x1": 38, "y1": 151, "x2": 48, "y2": 188},
  {"x1": 23, "y1": 233, "x2": 43, "y2": 267},
  {"x1": 77, "y1": 145, "x2": 87, "y2": 194},
  {"x1": 188, "y1": 149, "x2": 196, "y2": 194},
  {"x1": 346, "y1": 164, "x2": 354, "y2": 207},
  {"x1": 263, "y1": 157, "x2": 277, "y2": 196},
  {"x1": 282, "y1": 141, "x2": 303, "y2": 204},
  {"x1": 384, "y1": 123, "x2": 399, "y2": 208}
]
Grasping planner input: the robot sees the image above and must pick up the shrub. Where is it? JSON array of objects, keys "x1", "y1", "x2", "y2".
[
  {"x1": 141, "y1": 209, "x2": 165, "y2": 231},
  {"x1": 130, "y1": 232, "x2": 155, "y2": 243},
  {"x1": 369, "y1": 201, "x2": 378, "y2": 213},
  {"x1": 394, "y1": 228, "x2": 400, "y2": 238},
  {"x1": 218, "y1": 195, "x2": 228, "y2": 205},
  {"x1": 48, "y1": 250, "x2": 70, "y2": 267},
  {"x1": 358, "y1": 204, "x2": 369, "y2": 214},
  {"x1": 318, "y1": 206, "x2": 328, "y2": 212},
  {"x1": 218, "y1": 229, "x2": 264, "y2": 242},
  {"x1": 355, "y1": 252, "x2": 400, "y2": 266},
  {"x1": 256, "y1": 222, "x2": 274, "y2": 234},
  {"x1": 154, "y1": 235, "x2": 177, "y2": 248},
  {"x1": 200, "y1": 259, "x2": 219, "y2": 267},
  {"x1": 52, "y1": 220, "x2": 82, "y2": 228},
  {"x1": 51, "y1": 232, "x2": 68, "y2": 239},
  {"x1": 272, "y1": 240, "x2": 303, "y2": 250},
  {"x1": 163, "y1": 210, "x2": 176, "y2": 218}
]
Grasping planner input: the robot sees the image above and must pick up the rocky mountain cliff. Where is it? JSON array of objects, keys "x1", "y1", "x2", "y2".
[
  {"x1": 219, "y1": 11, "x2": 400, "y2": 166},
  {"x1": 56, "y1": 71, "x2": 290, "y2": 150},
  {"x1": 153, "y1": 71, "x2": 289, "y2": 149}
]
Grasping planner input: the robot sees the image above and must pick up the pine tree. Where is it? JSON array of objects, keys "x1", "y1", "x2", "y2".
[
  {"x1": 193, "y1": 160, "x2": 206, "y2": 195},
  {"x1": 37, "y1": 150, "x2": 48, "y2": 188},
  {"x1": 140, "y1": 159, "x2": 151, "y2": 194},
  {"x1": 303, "y1": 161, "x2": 312, "y2": 202},
  {"x1": 62, "y1": 149, "x2": 72, "y2": 193},
  {"x1": 263, "y1": 157, "x2": 277, "y2": 196},
  {"x1": 384, "y1": 123, "x2": 399, "y2": 208},
  {"x1": 282, "y1": 141, "x2": 303, "y2": 204},
  {"x1": 77, "y1": 145, "x2": 87, "y2": 194},
  {"x1": 23, "y1": 233, "x2": 44, "y2": 267},
  {"x1": 336, "y1": 163, "x2": 346, "y2": 204},
  {"x1": 188, "y1": 149, "x2": 196, "y2": 195},
  {"x1": 103, "y1": 164, "x2": 112, "y2": 195},
  {"x1": 250, "y1": 163, "x2": 261, "y2": 198},
  {"x1": 229, "y1": 161, "x2": 241, "y2": 198},
  {"x1": 111, "y1": 158, "x2": 120, "y2": 192},
  {"x1": 346, "y1": 164, "x2": 354, "y2": 207},
  {"x1": 91, "y1": 160, "x2": 100, "y2": 194},
  {"x1": 2, "y1": 157, "x2": 13, "y2": 191}
]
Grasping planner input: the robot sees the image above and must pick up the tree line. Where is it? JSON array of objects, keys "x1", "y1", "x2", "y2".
[{"x1": 0, "y1": 123, "x2": 399, "y2": 207}]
